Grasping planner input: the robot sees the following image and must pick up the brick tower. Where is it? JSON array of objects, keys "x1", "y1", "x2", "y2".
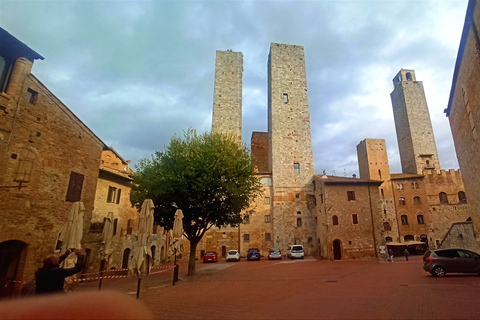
[
  {"x1": 211, "y1": 50, "x2": 243, "y2": 143},
  {"x1": 390, "y1": 69, "x2": 440, "y2": 174},
  {"x1": 268, "y1": 43, "x2": 315, "y2": 253}
]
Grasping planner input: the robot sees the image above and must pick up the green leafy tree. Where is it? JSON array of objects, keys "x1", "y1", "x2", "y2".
[{"x1": 130, "y1": 129, "x2": 262, "y2": 275}]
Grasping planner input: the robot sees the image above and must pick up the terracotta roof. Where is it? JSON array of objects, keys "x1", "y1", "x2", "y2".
[{"x1": 314, "y1": 175, "x2": 382, "y2": 185}]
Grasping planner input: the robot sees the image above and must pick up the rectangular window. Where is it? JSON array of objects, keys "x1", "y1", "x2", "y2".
[
  {"x1": 265, "y1": 197, "x2": 270, "y2": 204},
  {"x1": 283, "y1": 93, "x2": 288, "y2": 103},
  {"x1": 243, "y1": 234, "x2": 250, "y2": 242},
  {"x1": 297, "y1": 217, "x2": 302, "y2": 227},
  {"x1": 352, "y1": 214, "x2": 358, "y2": 224},
  {"x1": 14, "y1": 159, "x2": 33, "y2": 182},
  {"x1": 417, "y1": 215, "x2": 424, "y2": 224},
  {"x1": 107, "y1": 186, "x2": 117, "y2": 203},
  {"x1": 293, "y1": 163, "x2": 300, "y2": 174},
  {"x1": 26, "y1": 88, "x2": 38, "y2": 104},
  {"x1": 265, "y1": 215, "x2": 271, "y2": 223},
  {"x1": 116, "y1": 189, "x2": 122, "y2": 204},
  {"x1": 265, "y1": 233, "x2": 271, "y2": 241},
  {"x1": 66, "y1": 172, "x2": 84, "y2": 202},
  {"x1": 347, "y1": 191, "x2": 356, "y2": 201},
  {"x1": 127, "y1": 219, "x2": 133, "y2": 235},
  {"x1": 0, "y1": 54, "x2": 14, "y2": 93},
  {"x1": 113, "y1": 218, "x2": 118, "y2": 235}
]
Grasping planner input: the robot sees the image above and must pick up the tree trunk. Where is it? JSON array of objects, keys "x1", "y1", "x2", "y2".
[{"x1": 188, "y1": 239, "x2": 198, "y2": 276}]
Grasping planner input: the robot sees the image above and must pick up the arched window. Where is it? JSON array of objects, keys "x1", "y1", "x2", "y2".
[
  {"x1": 417, "y1": 215, "x2": 424, "y2": 224},
  {"x1": 458, "y1": 191, "x2": 467, "y2": 204},
  {"x1": 404, "y1": 235, "x2": 414, "y2": 242},
  {"x1": 406, "y1": 72, "x2": 413, "y2": 81},
  {"x1": 397, "y1": 183, "x2": 403, "y2": 190},
  {"x1": 332, "y1": 215, "x2": 338, "y2": 225},
  {"x1": 401, "y1": 215, "x2": 408, "y2": 225},
  {"x1": 383, "y1": 222, "x2": 391, "y2": 231},
  {"x1": 439, "y1": 192, "x2": 448, "y2": 204},
  {"x1": 412, "y1": 182, "x2": 418, "y2": 189},
  {"x1": 399, "y1": 197, "x2": 406, "y2": 205},
  {"x1": 385, "y1": 236, "x2": 393, "y2": 243},
  {"x1": 414, "y1": 196, "x2": 421, "y2": 204}
]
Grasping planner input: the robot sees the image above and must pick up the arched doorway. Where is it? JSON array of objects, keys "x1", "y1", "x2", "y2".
[
  {"x1": 121, "y1": 248, "x2": 130, "y2": 269},
  {"x1": 333, "y1": 239, "x2": 342, "y2": 260},
  {"x1": 0, "y1": 240, "x2": 27, "y2": 298}
]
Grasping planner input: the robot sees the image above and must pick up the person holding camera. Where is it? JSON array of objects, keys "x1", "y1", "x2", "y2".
[{"x1": 35, "y1": 248, "x2": 85, "y2": 294}]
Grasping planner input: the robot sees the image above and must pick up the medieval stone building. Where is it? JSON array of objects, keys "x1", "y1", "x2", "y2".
[
  {"x1": 206, "y1": 44, "x2": 472, "y2": 260},
  {"x1": 445, "y1": 0, "x2": 480, "y2": 239},
  {"x1": 0, "y1": 28, "x2": 166, "y2": 298}
]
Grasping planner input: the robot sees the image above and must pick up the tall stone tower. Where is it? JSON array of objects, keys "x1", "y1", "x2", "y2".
[
  {"x1": 390, "y1": 69, "x2": 440, "y2": 174},
  {"x1": 357, "y1": 139, "x2": 399, "y2": 243},
  {"x1": 211, "y1": 50, "x2": 243, "y2": 143},
  {"x1": 268, "y1": 43, "x2": 315, "y2": 252}
]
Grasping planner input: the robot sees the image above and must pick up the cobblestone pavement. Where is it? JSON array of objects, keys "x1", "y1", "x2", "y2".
[{"x1": 76, "y1": 255, "x2": 480, "y2": 319}]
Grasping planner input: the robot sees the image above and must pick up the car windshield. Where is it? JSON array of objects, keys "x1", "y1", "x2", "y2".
[
  {"x1": 270, "y1": 249, "x2": 280, "y2": 253},
  {"x1": 205, "y1": 252, "x2": 215, "y2": 255},
  {"x1": 292, "y1": 246, "x2": 303, "y2": 251},
  {"x1": 228, "y1": 251, "x2": 237, "y2": 255},
  {"x1": 248, "y1": 249, "x2": 259, "y2": 253}
]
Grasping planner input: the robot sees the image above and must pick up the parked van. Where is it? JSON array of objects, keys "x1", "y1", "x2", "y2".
[{"x1": 287, "y1": 245, "x2": 304, "y2": 259}]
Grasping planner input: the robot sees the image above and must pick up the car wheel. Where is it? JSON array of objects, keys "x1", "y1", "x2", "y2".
[{"x1": 432, "y1": 266, "x2": 446, "y2": 277}]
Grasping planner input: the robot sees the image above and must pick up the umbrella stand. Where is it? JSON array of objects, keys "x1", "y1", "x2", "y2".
[
  {"x1": 98, "y1": 259, "x2": 105, "y2": 291},
  {"x1": 136, "y1": 275, "x2": 141, "y2": 299},
  {"x1": 172, "y1": 248, "x2": 179, "y2": 286}
]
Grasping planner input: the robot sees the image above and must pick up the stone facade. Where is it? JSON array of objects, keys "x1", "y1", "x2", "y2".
[
  {"x1": 445, "y1": 0, "x2": 480, "y2": 238},
  {"x1": 314, "y1": 175, "x2": 383, "y2": 260},
  {"x1": 390, "y1": 69, "x2": 440, "y2": 174},
  {"x1": 268, "y1": 43, "x2": 316, "y2": 253},
  {"x1": 0, "y1": 28, "x2": 105, "y2": 297},
  {"x1": 212, "y1": 50, "x2": 243, "y2": 143}
]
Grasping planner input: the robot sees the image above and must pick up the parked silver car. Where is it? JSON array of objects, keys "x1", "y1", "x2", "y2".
[
  {"x1": 423, "y1": 248, "x2": 480, "y2": 277},
  {"x1": 268, "y1": 248, "x2": 282, "y2": 260}
]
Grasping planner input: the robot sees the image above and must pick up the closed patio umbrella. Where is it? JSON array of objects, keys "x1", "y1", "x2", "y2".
[
  {"x1": 102, "y1": 212, "x2": 115, "y2": 263},
  {"x1": 59, "y1": 201, "x2": 84, "y2": 268},
  {"x1": 131, "y1": 199, "x2": 154, "y2": 298},
  {"x1": 172, "y1": 209, "x2": 184, "y2": 262}
]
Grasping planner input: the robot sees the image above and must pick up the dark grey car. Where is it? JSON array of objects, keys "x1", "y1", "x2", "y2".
[{"x1": 423, "y1": 248, "x2": 480, "y2": 277}]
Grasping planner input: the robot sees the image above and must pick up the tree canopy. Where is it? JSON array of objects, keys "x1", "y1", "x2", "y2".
[{"x1": 130, "y1": 129, "x2": 262, "y2": 275}]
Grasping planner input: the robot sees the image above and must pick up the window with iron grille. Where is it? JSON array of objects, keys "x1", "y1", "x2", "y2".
[
  {"x1": 243, "y1": 234, "x2": 250, "y2": 242},
  {"x1": 265, "y1": 233, "x2": 271, "y2": 241}
]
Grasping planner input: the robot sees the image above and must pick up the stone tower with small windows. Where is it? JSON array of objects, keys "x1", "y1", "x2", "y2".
[
  {"x1": 211, "y1": 50, "x2": 243, "y2": 143},
  {"x1": 357, "y1": 139, "x2": 399, "y2": 243},
  {"x1": 390, "y1": 69, "x2": 440, "y2": 174},
  {"x1": 268, "y1": 43, "x2": 316, "y2": 253}
]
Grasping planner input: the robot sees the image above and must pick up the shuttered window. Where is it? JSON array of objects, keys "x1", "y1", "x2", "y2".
[{"x1": 66, "y1": 172, "x2": 84, "y2": 202}]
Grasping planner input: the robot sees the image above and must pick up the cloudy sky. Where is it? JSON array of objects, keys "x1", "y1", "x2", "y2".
[{"x1": 1, "y1": 0, "x2": 468, "y2": 177}]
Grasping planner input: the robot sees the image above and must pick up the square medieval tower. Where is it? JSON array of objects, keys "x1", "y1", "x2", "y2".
[{"x1": 268, "y1": 43, "x2": 316, "y2": 252}]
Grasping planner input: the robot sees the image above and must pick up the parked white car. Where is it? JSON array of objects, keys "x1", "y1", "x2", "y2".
[
  {"x1": 226, "y1": 250, "x2": 240, "y2": 262},
  {"x1": 287, "y1": 245, "x2": 305, "y2": 259}
]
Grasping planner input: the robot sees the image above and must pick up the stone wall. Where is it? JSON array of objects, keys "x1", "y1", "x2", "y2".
[
  {"x1": 251, "y1": 131, "x2": 269, "y2": 173},
  {"x1": 390, "y1": 69, "x2": 440, "y2": 174},
  {"x1": 0, "y1": 58, "x2": 104, "y2": 294},
  {"x1": 212, "y1": 50, "x2": 243, "y2": 143},
  {"x1": 268, "y1": 43, "x2": 316, "y2": 252},
  {"x1": 446, "y1": 1, "x2": 480, "y2": 235},
  {"x1": 439, "y1": 222, "x2": 479, "y2": 252}
]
